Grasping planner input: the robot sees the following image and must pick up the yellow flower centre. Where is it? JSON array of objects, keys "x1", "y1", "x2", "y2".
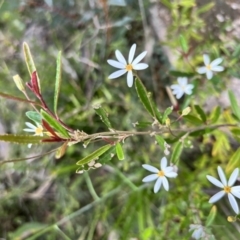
[
  {"x1": 35, "y1": 126, "x2": 43, "y2": 135},
  {"x1": 224, "y1": 186, "x2": 231, "y2": 193},
  {"x1": 126, "y1": 64, "x2": 133, "y2": 71},
  {"x1": 206, "y1": 64, "x2": 212, "y2": 70},
  {"x1": 158, "y1": 170, "x2": 165, "y2": 177}
]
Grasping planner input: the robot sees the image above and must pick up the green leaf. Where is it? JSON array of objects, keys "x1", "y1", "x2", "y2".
[
  {"x1": 26, "y1": 111, "x2": 42, "y2": 124},
  {"x1": 170, "y1": 141, "x2": 183, "y2": 164},
  {"x1": 93, "y1": 105, "x2": 112, "y2": 129},
  {"x1": 40, "y1": 110, "x2": 70, "y2": 138},
  {"x1": 162, "y1": 107, "x2": 173, "y2": 124},
  {"x1": 76, "y1": 144, "x2": 111, "y2": 165},
  {"x1": 155, "y1": 135, "x2": 165, "y2": 150},
  {"x1": 210, "y1": 106, "x2": 221, "y2": 123},
  {"x1": 150, "y1": 98, "x2": 163, "y2": 123},
  {"x1": 135, "y1": 78, "x2": 154, "y2": 117},
  {"x1": 206, "y1": 205, "x2": 217, "y2": 227},
  {"x1": 179, "y1": 35, "x2": 188, "y2": 53},
  {"x1": 116, "y1": 142, "x2": 124, "y2": 160},
  {"x1": 23, "y1": 42, "x2": 41, "y2": 92},
  {"x1": 183, "y1": 115, "x2": 203, "y2": 125},
  {"x1": 194, "y1": 105, "x2": 207, "y2": 123},
  {"x1": 226, "y1": 147, "x2": 240, "y2": 174},
  {"x1": 196, "y1": 2, "x2": 215, "y2": 14},
  {"x1": 161, "y1": 0, "x2": 172, "y2": 9},
  {"x1": 0, "y1": 134, "x2": 45, "y2": 144},
  {"x1": 228, "y1": 90, "x2": 240, "y2": 121},
  {"x1": 54, "y1": 51, "x2": 62, "y2": 116}
]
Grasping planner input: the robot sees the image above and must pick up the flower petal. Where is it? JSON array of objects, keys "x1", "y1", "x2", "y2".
[
  {"x1": 165, "y1": 172, "x2": 178, "y2": 178},
  {"x1": 209, "y1": 190, "x2": 225, "y2": 203},
  {"x1": 162, "y1": 176, "x2": 169, "y2": 191},
  {"x1": 231, "y1": 189, "x2": 240, "y2": 199},
  {"x1": 176, "y1": 90, "x2": 184, "y2": 99},
  {"x1": 177, "y1": 77, "x2": 187, "y2": 86},
  {"x1": 132, "y1": 51, "x2": 147, "y2": 65},
  {"x1": 163, "y1": 166, "x2": 173, "y2": 173},
  {"x1": 23, "y1": 128, "x2": 36, "y2": 132},
  {"x1": 211, "y1": 66, "x2": 224, "y2": 72},
  {"x1": 185, "y1": 85, "x2": 194, "y2": 95},
  {"x1": 231, "y1": 186, "x2": 240, "y2": 191},
  {"x1": 228, "y1": 168, "x2": 239, "y2": 186},
  {"x1": 203, "y1": 54, "x2": 210, "y2": 65},
  {"x1": 142, "y1": 174, "x2": 158, "y2": 182},
  {"x1": 142, "y1": 164, "x2": 159, "y2": 173},
  {"x1": 115, "y1": 50, "x2": 127, "y2": 65},
  {"x1": 154, "y1": 177, "x2": 162, "y2": 193},
  {"x1": 197, "y1": 66, "x2": 207, "y2": 74},
  {"x1": 107, "y1": 59, "x2": 125, "y2": 69},
  {"x1": 210, "y1": 58, "x2": 223, "y2": 67},
  {"x1": 160, "y1": 157, "x2": 167, "y2": 169},
  {"x1": 127, "y1": 71, "x2": 133, "y2": 87},
  {"x1": 128, "y1": 44, "x2": 136, "y2": 63},
  {"x1": 133, "y1": 63, "x2": 148, "y2": 70},
  {"x1": 108, "y1": 69, "x2": 127, "y2": 79},
  {"x1": 217, "y1": 166, "x2": 227, "y2": 186},
  {"x1": 206, "y1": 175, "x2": 224, "y2": 188},
  {"x1": 228, "y1": 193, "x2": 239, "y2": 214},
  {"x1": 25, "y1": 122, "x2": 36, "y2": 129},
  {"x1": 206, "y1": 69, "x2": 213, "y2": 80}
]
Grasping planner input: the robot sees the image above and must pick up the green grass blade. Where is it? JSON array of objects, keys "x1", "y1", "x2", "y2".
[
  {"x1": 54, "y1": 51, "x2": 62, "y2": 116},
  {"x1": 116, "y1": 142, "x2": 124, "y2": 160}
]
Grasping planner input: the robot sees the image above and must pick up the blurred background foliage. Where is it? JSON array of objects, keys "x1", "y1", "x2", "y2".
[{"x1": 0, "y1": 0, "x2": 240, "y2": 239}]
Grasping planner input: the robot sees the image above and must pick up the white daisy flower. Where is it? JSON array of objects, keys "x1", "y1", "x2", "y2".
[
  {"x1": 206, "y1": 166, "x2": 240, "y2": 214},
  {"x1": 189, "y1": 224, "x2": 206, "y2": 239},
  {"x1": 197, "y1": 54, "x2": 224, "y2": 80},
  {"x1": 107, "y1": 43, "x2": 148, "y2": 87},
  {"x1": 170, "y1": 77, "x2": 194, "y2": 99},
  {"x1": 23, "y1": 122, "x2": 44, "y2": 148},
  {"x1": 142, "y1": 157, "x2": 178, "y2": 193}
]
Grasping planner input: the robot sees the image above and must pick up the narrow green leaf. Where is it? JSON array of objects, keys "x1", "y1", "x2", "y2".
[
  {"x1": 196, "y1": 2, "x2": 215, "y2": 14},
  {"x1": 76, "y1": 144, "x2": 111, "y2": 165},
  {"x1": 150, "y1": 98, "x2": 163, "y2": 123},
  {"x1": 54, "y1": 51, "x2": 62, "y2": 116},
  {"x1": 93, "y1": 105, "x2": 112, "y2": 129},
  {"x1": 161, "y1": 0, "x2": 172, "y2": 9},
  {"x1": 170, "y1": 141, "x2": 183, "y2": 164},
  {"x1": 26, "y1": 111, "x2": 42, "y2": 123},
  {"x1": 135, "y1": 78, "x2": 154, "y2": 117},
  {"x1": 116, "y1": 142, "x2": 124, "y2": 160},
  {"x1": 179, "y1": 35, "x2": 188, "y2": 53},
  {"x1": 23, "y1": 42, "x2": 41, "y2": 92},
  {"x1": 155, "y1": 135, "x2": 165, "y2": 150},
  {"x1": 194, "y1": 105, "x2": 207, "y2": 123},
  {"x1": 210, "y1": 106, "x2": 221, "y2": 123},
  {"x1": 183, "y1": 115, "x2": 203, "y2": 125},
  {"x1": 228, "y1": 90, "x2": 240, "y2": 121},
  {"x1": 162, "y1": 107, "x2": 173, "y2": 124},
  {"x1": 0, "y1": 134, "x2": 45, "y2": 144},
  {"x1": 40, "y1": 110, "x2": 70, "y2": 138},
  {"x1": 226, "y1": 147, "x2": 240, "y2": 174},
  {"x1": 206, "y1": 205, "x2": 217, "y2": 227}
]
